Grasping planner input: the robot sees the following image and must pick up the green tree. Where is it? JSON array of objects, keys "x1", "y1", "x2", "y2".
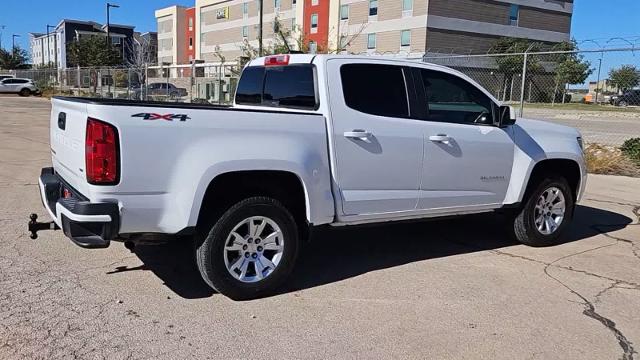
[
  {"x1": 489, "y1": 38, "x2": 542, "y2": 101},
  {"x1": 551, "y1": 40, "x2": 593, "y2": 104},
  {"x1": 67, "y1": 35, "x2": 121, "y2": 67},
  {"x1": 0, "y1": 45, "x2": 29, "y2": 69},
  {"x1": 608, "y1": 65, "x2": 640, "y2": 93}
]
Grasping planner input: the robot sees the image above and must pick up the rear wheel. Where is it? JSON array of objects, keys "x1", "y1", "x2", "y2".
[
  {"x1": 195, "y1": 197, "x2": 299, "y2": 300},
  {"x1": 19, "y1": 88, "x2": 31, "y2": 97},
  {"x1": 618, "y1": 100, "x2": 628, "y2": 107},
  {"x1": 511, "y1": 177, "x2": 574, "y2": 247}
]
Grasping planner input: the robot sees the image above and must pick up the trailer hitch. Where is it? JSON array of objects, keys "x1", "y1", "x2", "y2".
[{"x1": 28, "y1": 213, "x2": 59, "y2": 239}]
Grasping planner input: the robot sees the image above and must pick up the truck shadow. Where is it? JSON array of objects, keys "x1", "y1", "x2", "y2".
[{"x1": 127, "y1": 204, "x2": 632, "y2": 299}]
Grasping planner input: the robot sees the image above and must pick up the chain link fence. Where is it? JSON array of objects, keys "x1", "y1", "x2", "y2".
[
  {"x1": 5, "y1": 62, "x2": 243, "y2": 105},
  {"x1": 424, "y1": 48, "x2": 640, "y2": 146},
  {"x1": 3, "y1": 49, "x2": 639, "y2": 147}
]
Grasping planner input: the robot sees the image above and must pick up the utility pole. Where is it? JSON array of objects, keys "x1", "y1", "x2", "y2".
[
  {"x1": 258, "y1": 0, "x2": 263, "y2": 56},
  {"x1": 47, "y1": 25, "x2": 57, "y2": 69}
]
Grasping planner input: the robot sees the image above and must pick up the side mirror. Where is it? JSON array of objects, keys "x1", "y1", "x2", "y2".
[{"x1": 498, "y1": 105, "x2": 516, "y2": 127}]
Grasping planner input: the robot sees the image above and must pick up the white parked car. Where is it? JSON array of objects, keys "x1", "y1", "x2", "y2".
[
  {"x1": 0, "y1": 78, "x2": 39, "y2": 96},
  {"x1": 30, "y1": 54, "x2": 586, "y2": 299}
]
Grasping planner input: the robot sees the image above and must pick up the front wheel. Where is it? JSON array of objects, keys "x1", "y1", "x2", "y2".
[
  {"x1": 195, "y1": 197, "x2": 299, "y2": 300},
  {"x1": 511, "y1": 177, "x2": 574, "y2": 247},
  {"x1": 19, "y1": 88, "x2": 31, "y2": 97}
]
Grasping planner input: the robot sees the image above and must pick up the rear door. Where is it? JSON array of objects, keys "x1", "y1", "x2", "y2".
[{"x1": 327, "y1": 59, "x2": 424, "y2": 215}]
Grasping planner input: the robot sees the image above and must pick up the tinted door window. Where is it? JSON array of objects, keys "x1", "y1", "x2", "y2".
[
  {"x1": 236, "y1": 65, "x2": 317, "y2": 110},
  {"x1": 235, "y1": 66, "x2": 265, "y2": 105},
  {"x1": 419, "y1": 69, "x2": 493, "y2": 125},
  {"x1": 340, "y1": 64, "x2": 408, "y2": 118}
]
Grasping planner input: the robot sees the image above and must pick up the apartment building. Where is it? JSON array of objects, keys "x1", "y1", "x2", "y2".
[
  {"x1": 157, "y1": 0, "x2": 304, "y2": 64},
  {"x1": 30, "y1": 19, "x2": 136, "y2": 69},
  {"x1": 157, "y1": 0, "x2": 573, "y2": 62},
  {"x1": 331, "y1": 0, "x2": 573, "y2": 55}
]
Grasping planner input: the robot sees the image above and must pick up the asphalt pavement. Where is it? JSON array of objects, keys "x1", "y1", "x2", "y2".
[{"x1": 1, "y1": 96, "x2": 639, "y2": 359}]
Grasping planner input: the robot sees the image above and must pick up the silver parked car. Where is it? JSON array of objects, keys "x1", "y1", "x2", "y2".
[{"x1": 0, "y1": 78, "x2": 39, "y2": 96}]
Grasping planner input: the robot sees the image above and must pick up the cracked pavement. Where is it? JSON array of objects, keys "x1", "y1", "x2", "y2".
[{"x1": 1, "y1": 96, "x2": 639, "y2": 359}]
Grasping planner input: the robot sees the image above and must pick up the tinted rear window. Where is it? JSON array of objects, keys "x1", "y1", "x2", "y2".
[
  {"x1": 340, "y1": 64, "x2": 409, "y2": 118},
  {"x1": 236, "y1": 64, "x2": 317, "y2": 110}
]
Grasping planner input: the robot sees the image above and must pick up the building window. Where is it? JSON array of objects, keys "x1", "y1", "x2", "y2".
[
  {"x1": 509, "y1": 4, "x2": 519, "y2": 26},
  {"x1": 312, "y1": 0, "x2": 318, "y2": 5},
  {"x1": 111, "y1": 37, "x2": 121, "y2": 45},
  {"x1": 293, "y1": 0, "x2": 296, "y2": 4},
  {"x1": 189, "y1": 37, "x2": 193, "y2": 48},
  {"x1": 401, "y1": 30, "x2": 410, "y2": 47},
  {"x1": 292, "y1": 17, "x2": 296, "y2": 30},
  {"x1": 402, "y1": 0, "x2": 412, "y2": 11},
  {"x1": 242, "y1": 26, "x2": 248, "y2": 38},
  {"x1": 243, "y1": 2, "x2": 249, "y2": 14},
  {"x1": 309, "y1": 41, "x2": 317, "y2": 53},
  {"x1": 189, "y1": 17, "x2": 193, "y2": 30},
  {"x1": 369, "y1": 0, "x2": 378, "y2": 16},
  {"x1": 367, "y1": 33, "x2": 376, "y2": 49},
  {"x1": 274, "y1": 0, "x2": 281, "y2": 9},
  {"x1": 311, "y1": 13, "x2": 318, "y2": 32},
  {"x1": 340, "y1": 5, "x2": 349, "y2": 20}
]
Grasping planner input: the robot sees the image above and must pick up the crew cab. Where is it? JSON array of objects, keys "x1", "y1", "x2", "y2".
[{"x1": 31, "y1": 54, "x2": 586, "y2": 299}]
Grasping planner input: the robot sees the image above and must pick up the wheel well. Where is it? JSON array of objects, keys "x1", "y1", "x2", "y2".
[
  {"x1": 525, "y1": 159, "x2": 581, "y2": 201},
  {"x1": 197, "y1": 170, "x2": 308, "y2": 238}
]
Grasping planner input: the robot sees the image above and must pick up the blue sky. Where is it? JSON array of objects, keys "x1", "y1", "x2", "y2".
[
  {"x1": 0, "y1": 0, "x2": 638, "y2": 83},
  {"x1": 1, "y1": 0, "x2": 638, "y2": 49}
]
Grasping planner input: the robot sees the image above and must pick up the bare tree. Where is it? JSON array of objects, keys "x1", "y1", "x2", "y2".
[{"x1": 125, "y1": 36, "x2": 155, "y2": 88}]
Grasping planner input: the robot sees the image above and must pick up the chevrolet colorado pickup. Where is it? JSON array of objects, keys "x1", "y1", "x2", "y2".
[{"x1": 30, "y1": 54, "x2": 586, "y2": 299}]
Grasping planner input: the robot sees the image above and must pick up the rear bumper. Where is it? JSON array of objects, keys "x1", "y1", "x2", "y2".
[{"x1": 38, "y1": 167, "x2": 119, "y2": 248}]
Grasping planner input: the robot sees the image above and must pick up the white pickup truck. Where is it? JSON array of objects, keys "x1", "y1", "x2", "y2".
[{"x1": 31, "y1": 54, "x2": 586, "y2": 299}]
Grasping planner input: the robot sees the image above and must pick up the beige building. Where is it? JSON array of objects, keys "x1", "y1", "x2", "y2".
[
  {"x1": 196, "y1": 0, "x2": 304, "y2": 61},
  {"x1": 157, "y1": 0, "x2": 574, "y2": 63},
  {"x1": 156, "y1": 6, "x2": 190, "y2": 65},
  {"x1": 331, "y1": 0, "x2": 573, "y2": 55}
]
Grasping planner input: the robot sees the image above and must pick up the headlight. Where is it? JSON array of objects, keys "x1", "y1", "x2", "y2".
[{"x1": 577, "y1": 137, "x2": 584, "y2": 152}]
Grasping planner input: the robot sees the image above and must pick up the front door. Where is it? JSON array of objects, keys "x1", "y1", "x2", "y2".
[
  {"x1": 414, "y1": 68, "x2": 515, "y2": 210},
  {"x1": 327, "y1": 60, "x2": 424, "y2": 216}
]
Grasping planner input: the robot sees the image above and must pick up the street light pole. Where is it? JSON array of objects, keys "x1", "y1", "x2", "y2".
[
  {"x1": 0, "y1": 25, "x2": 5, "y2": 50},
  {"x1": 258, "y1": 0, "x2": 263, "y2": 56},
  {"x1": 106, "y1": 2, "x2": 120, "y2": 97},
  {"x1": 106, "y1": 3, "x2": 120, "y2": 46},
  {"x1": 12, "y1": 34, "x2": 20, "y2": 55}
]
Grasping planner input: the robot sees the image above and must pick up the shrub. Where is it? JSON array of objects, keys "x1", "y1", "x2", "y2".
[
  {"x1": 620, "y1": 138, "x2": 640, "y2": 165},
  {"x1": 584, "y1": 143, "x2": 640, "y2": 177}
]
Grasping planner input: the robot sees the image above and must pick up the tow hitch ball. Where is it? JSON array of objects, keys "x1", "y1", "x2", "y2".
[{"x1": 28, "y1": 213, "x2": 59, "y2": 239}]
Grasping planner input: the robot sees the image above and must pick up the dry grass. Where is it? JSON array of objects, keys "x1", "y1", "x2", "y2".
[{"x1": 584, "y1": 144, "x2": 640, "y2": 177}]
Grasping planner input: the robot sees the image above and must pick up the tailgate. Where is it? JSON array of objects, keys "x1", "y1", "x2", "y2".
[{"x1": 50, "y1": 98, "x2": 90, "y2": 196}]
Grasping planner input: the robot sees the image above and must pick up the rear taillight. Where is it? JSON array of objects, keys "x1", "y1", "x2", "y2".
[
  {"x1": 264, "y1": 54, "x2": 290, "y2": 66},
  {"x1": 85, "y1": 118, "x2": 119, "y2": 185}
]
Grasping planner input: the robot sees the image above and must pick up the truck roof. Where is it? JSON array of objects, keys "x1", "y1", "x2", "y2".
[{"x1": 246, "y1": 54, "x2": 454, "y2": 73}]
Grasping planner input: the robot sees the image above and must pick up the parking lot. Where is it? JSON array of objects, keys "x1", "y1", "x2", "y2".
[{"x1": 0, "y1": 96, "x2": 639, "y2": 359}]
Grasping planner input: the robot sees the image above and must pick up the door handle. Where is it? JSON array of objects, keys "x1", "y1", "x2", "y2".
[
  {"x1": 344, "y1": 129, "x2": 372, "y2": 142},
  {"x1": 429, "y1": 134, "x2": 451, "y2": 144}
]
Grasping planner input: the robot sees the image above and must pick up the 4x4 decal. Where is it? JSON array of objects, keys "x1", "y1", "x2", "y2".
[{"x1": 132, "y1": 113, "x2": 190, "y2": 122}]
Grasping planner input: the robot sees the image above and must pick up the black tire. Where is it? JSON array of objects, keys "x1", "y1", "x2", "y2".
[
  {"x1": 618, "y1": 100, "x2": 628, "y2": 107},
  {"x1": 19, "y1": 88, "x2": 31, "y2": 97},
  {"x1": 195, "y1": 196, "x2": 299, "y2": 300},
  {"x1": 511, "y1": 176, "x2": 574, "y2": 247}
]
